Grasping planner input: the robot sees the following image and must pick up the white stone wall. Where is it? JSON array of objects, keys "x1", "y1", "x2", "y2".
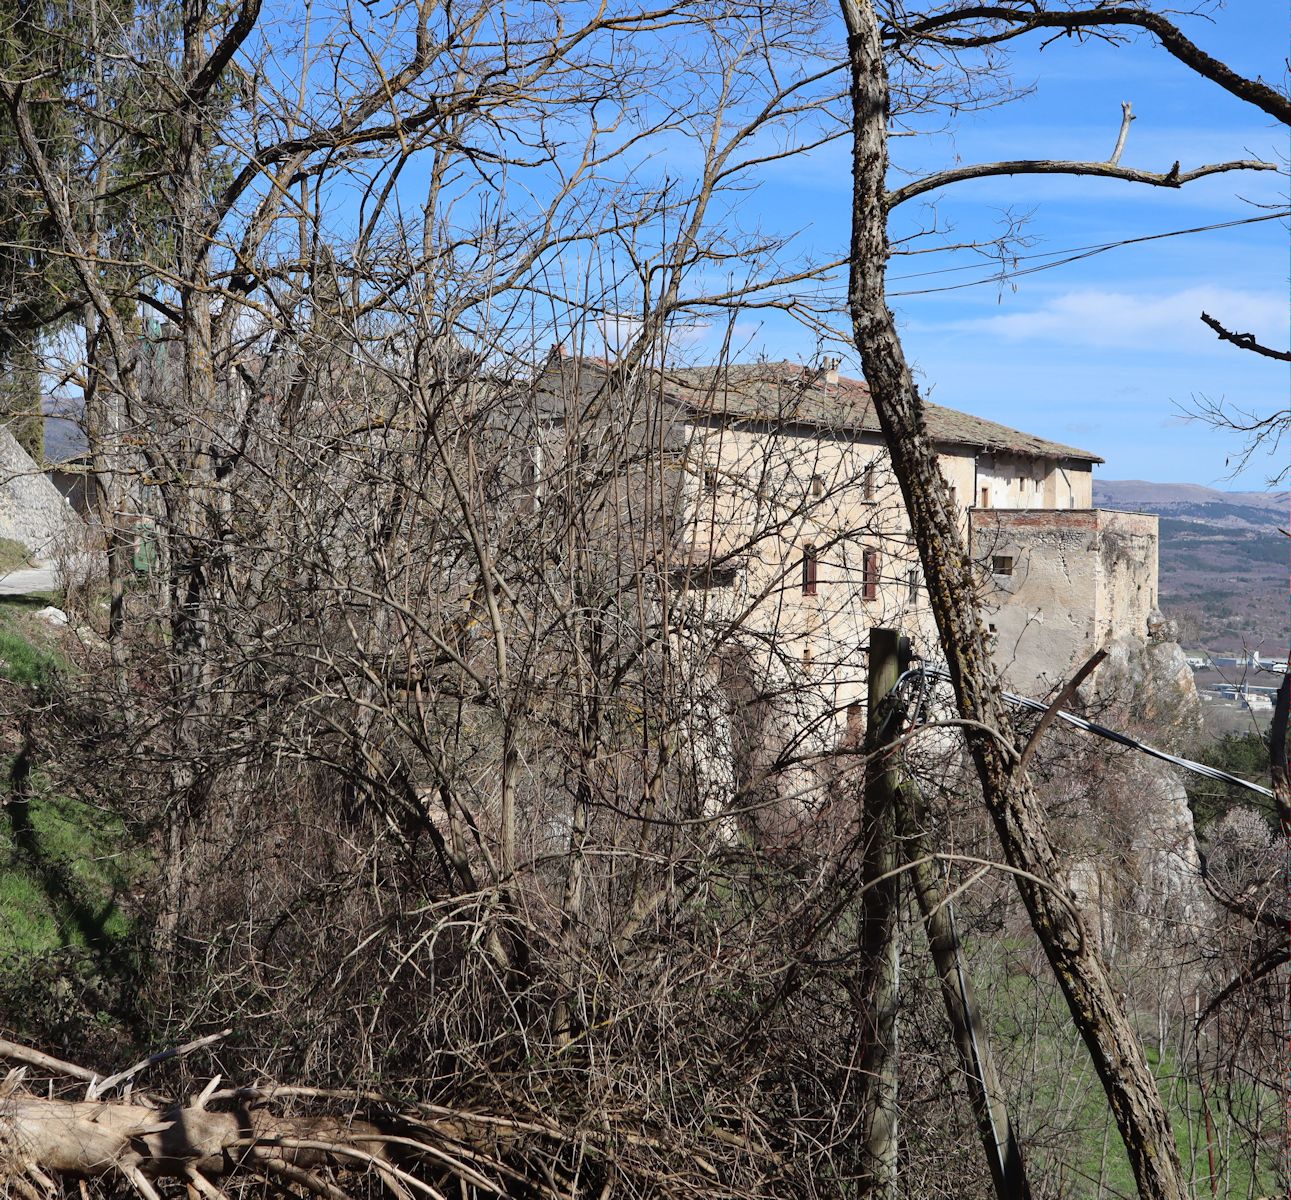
[
  {"x1": 973, "y1": 453, "x2": 1092, "y2": 511},
  {"x1": 0, "y1": 423, "x2": 83, "y2": 558}
]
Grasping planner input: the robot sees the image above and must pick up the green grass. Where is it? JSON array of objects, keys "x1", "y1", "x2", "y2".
[
  {"x1": 0, "y1": 623, "x2": 64, "y2": 686},
  {"x1": 0, "y1": 603, "x2": 134, "y2": 955},
  {"x1": 0, "y1": 786, "x2": 136, "y2": 954},
  {"x1": 0, "y1": 537, "x2": 32, "y2": 575},
  {"x1": 967, "y1": 935, "x2": 1279, "y2": 1198},
  {"x1": 0, "y1": 598, "x2": 67, "y2": 686}
]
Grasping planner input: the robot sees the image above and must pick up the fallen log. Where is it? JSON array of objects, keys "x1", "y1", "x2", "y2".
[{"x1": 0, "y1": 1035, "x2": 515, "y2": 1200}]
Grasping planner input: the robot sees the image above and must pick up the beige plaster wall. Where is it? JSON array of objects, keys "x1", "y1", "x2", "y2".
[
  {"x1": 679, "y1": 421, "x2": 941, "y2": 723},
  {"x1": 971, "y1": 508, "x2": 1158, "y2": 696},
  {"x1": 670, "y1": 421, "x2": 1118, "y2": 732},
  {"x1": 975, "y1": 454, "x2": 1092, "y2": 511}
]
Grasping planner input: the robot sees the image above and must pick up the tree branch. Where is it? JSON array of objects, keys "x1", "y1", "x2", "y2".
[
  {"x1": 1018, "y1": 647, "x2": 1106, "y2": 771},
  {"x1": 1200, "y1": 311, "x2": 1291, "y2": 363},
  {"x1": 1195, "y1": 944, "x2": 1291, "y2": 1028},
  {"x1": 1108, "y1": 100, "x2": 1134, "y2": 164},
  {"x1": 185, "y1": 0, "x2": 263, "y2": 106},
  {"x1": 887, "y1": 155, "x2": 1276, "y2": 210},
  {"x1": 891, "y1": 5, "x2": 1291, "y2": 127}
]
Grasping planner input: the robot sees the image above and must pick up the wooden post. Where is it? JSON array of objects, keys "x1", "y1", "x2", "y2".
[
  {"x1": 856, "y1": 627, "x2": 907, "y2": 1198},
  {"x1": 898, "y1": 792, "x2": 1033, "y2": 1200},
  {"x1": 861, "y1": 628, "x2": 1031, "y2": 1200}
]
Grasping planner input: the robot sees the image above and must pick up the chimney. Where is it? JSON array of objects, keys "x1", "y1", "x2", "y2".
[{"x1": 821, "y1": 356, "x2": 840, "y2": 384}]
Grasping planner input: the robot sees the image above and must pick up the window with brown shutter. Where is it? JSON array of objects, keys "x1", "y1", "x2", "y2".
[
  {"x1": 862, "y1": 548, "x2": 879, "y2": 600},
  {"x1": 802, "y1": 544, "x2": 818, "y2": 595}
]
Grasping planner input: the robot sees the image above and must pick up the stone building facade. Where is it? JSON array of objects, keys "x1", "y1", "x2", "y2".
[
  {"x1": 532, "y1": 353, "x2": 1159, "y2": 732},
  {"x1": 971, "y1": 507, "x2": 1159, "y2": 695}
]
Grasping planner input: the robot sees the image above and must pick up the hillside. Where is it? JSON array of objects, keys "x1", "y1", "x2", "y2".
[{"x1": 1094, "y1": 479, "x2": 1289, "y2": 652}]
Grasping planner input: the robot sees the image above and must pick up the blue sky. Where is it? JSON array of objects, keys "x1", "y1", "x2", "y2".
[
  {"x1": 236, "y1": 2, "x2": 1287, "y2": 490},
  {"x1": 718, "y1": 3, "x2": 1288, "y2": 488}
]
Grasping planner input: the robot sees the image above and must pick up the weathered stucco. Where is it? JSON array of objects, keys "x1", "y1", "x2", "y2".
[
  {"x1": 971, "y1": 508, "x2": 1159, "y2": 696},
  {"x1": 533, "y1": 355, "x2": 1156, "y2": 740},
  {"x1": 679, "y1": 427, "x2": 1137, "y2": 730}
]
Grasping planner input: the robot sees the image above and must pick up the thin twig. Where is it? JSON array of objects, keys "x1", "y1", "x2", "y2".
[{"x1": 88, "y1": 1029, "x2": 232, "y2": 1100}]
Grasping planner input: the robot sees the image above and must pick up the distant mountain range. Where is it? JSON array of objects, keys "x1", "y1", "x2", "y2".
[
  {"x1": 42, "y1": 414, "x2": 86, "y2": 464},
  {"x1": 1094, "y1": 480, "x2": 1289, "y2": 653},
  {"x1": 1094, "y1": 480, "x2": 1289, "y2": 529}
]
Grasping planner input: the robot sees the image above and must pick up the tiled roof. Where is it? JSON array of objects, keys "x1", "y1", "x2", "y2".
[
  {"x1": 534, "y1": 355, "x2": 1101, "y2": 463},
  {"x1": 664, "y1": 362, "x2": 1102, "y2": 463}
]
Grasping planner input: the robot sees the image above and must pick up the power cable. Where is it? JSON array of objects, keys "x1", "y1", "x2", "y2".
[
  {"x1": 902, "y1": 665, "x2": 1276, "y2": 801},
  {"x1": 887, "y1": 210, "x2": 1290, "y2": 297}
]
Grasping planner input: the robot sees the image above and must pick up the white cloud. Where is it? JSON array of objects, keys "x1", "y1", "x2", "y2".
[{"x1": 949, "y1": 285, "x2": 1287, "y2": 352}]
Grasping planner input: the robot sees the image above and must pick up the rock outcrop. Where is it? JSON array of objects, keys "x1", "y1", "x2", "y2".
[{"x1": 0, "y1": 423, "x2": 82, "y2": 559}]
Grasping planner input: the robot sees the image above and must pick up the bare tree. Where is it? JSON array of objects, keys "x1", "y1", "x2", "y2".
[
  {"x1": 0, "y1": 2, "x2": 1284, "y2": 1198},
  {"x1": 837, "y1": 2, "x2": 1281, "y2": 1198}
]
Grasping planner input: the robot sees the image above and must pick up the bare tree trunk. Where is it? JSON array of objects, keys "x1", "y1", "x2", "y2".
[{"x1": 837, "y1": 2, "x2": 1185, "y2": 1196}]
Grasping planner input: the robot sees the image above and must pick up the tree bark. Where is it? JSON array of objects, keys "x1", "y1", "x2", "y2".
[{"x1": 837, "y1": 2, "x2": 1186, "y2": 1196}]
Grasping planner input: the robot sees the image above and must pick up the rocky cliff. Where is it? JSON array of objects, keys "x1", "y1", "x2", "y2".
[{"x1": 0, "y1": 424, "x2": 82, "y2": 559}]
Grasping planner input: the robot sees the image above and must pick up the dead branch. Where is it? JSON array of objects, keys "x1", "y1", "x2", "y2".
[
  {"x1": 1200, "y1": 311, "x2": 1291, "y2": 363},
  {"x1": 0, "y1": 1038, "x2": 98, "y2": 1084},
  {"x1": 1018, "y1": 648, "x2": 1107, "y2": 771},
  {"x1": 889, "y1": 5, "x2": 1291, "y2": 127},
  {"x1": 1108, "y1": 100, "x2": 1134, "y2": 164},
  {"x1": 887, "y1": 154, "x2": 1275, "y2": 210},
  {"x1": 87, "y1": 1029, "x2": 232, "y2": 1100}
]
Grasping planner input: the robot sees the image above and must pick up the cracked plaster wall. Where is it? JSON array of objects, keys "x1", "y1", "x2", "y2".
[{"x1": 973, "y1": 508, "x2": 1158, "y2": 697}]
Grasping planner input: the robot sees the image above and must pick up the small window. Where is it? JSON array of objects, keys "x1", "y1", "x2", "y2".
[
  {"x1": 992, "y1": 555, "x2": 1014, "y2": 576},
  {"x1": 948, "y1": 484, "x2": 958, "y2": 509},
  {"x1": 862, "y1": 548, "x2": 879, "y2": 601},
  {"x1": 802, "y1": 544, "x2": 818, "y2": 596},
  {"x1": 703, "y1": 467, "x2": 718, "y2": 494},
  {"x1": 980, "y1": 486, "x2": 991, "y2": 509},
  {"x1": 811, "y1": 473, "x2": 824, "y2": 498},
  {"x1": 907, "y1": 566, "x2": 918, "y2": 603},
  {"x1": 862, "y1": 462, "x2": 876, "y2": 501}
]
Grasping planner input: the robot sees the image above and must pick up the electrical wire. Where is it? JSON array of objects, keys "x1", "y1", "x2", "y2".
[
  {"x1": 887, "y1": 210, "x2": 1290, "y2": 297},
  {"x1": 902, "y1": 664, "x2": 1276, "y2": 801}
]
